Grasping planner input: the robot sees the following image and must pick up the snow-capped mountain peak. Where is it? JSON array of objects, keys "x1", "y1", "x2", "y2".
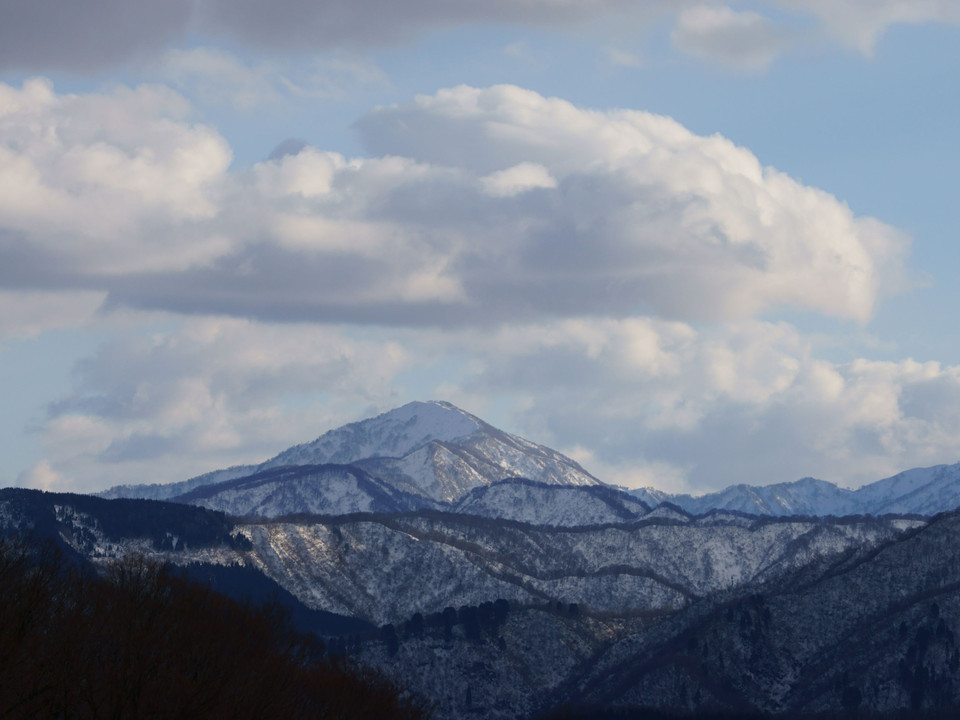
[
  {"x1": 99, "y1": 401, "x2": 601, "y2": 508},
  {"x1": 266, "y1": 401, "x2": 481, "y2": 467}
]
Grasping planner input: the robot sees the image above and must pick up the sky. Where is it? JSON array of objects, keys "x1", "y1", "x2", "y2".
[{"x1": 2, "y1": 0, "x2": 960, "y2": 495}]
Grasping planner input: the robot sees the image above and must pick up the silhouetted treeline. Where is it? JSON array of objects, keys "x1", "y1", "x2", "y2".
[{"x1": 0, "y1": 538, "x2": 425, "y2": 719}]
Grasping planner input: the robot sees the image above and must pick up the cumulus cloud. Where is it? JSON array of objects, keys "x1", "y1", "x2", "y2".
[
  {"x1": 0, "y1": 79, "x2": 232, "y2": 280},
  {"x1": 672, "y1": 6, "x2": 797, "y2": 70},
  {"x1": 352, "y1": 84, "x2": 906, "y2": 322},
  {"x1": 35, "y1": 317, "x2": 410, "y2": 491},
  {"x1": 3, "y1": 79, "x2": 905, "y2": 326},
  {"x1": 442, "y1": 319, "x2": 960, "y2": 491},
  {"x1": 479, "y1": 162, "x2": 558, "y2": 197}
]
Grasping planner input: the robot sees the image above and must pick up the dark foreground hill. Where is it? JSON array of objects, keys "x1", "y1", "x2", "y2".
[{"x1": 0, "y1": 538, "x2": 423, "y2": 720}]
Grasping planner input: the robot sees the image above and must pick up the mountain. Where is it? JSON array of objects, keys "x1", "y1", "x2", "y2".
[
  {"x1": 99, "y1": 401, "x2": 960, "y2": 523},
  {"x1": 354, "y1": 508, "x2": 960, "y2": 719},
  {"x1": 638, "y1": 477, "x2": 860, "y2": 517},
  {"x1": 0, "y1": 486, "x2": 948, "y2": 719},
  {"x1": 173, "y1": 464, "x2": 436, "y2": 518},
  {"x1": 238, "y1": 511, "x2": 921, "y2": 626},
  {"x1": 101, "y1": 401, "x2": 601, "y2": 508},
  {"x1": 4, "y1": 485, "x2": 915, "y2": 628},
  {"x1": 854, "y1": 462, "x2": 960, "y2": 515},
  {"x1": 561, "y1": 507, "x2": 960, "y2": 717},
  {"x1": 632, "y1": 462, "x2": 960, "y2": 518}
]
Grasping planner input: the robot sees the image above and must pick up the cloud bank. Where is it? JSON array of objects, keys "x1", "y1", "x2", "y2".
[{"x1": 0, "y1": 80, "x2": 906, "y2": 327}]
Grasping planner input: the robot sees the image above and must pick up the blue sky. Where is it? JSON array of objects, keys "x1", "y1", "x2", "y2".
[{"x1": 2, "y1": 1, "x2": 960, "y2": 494}]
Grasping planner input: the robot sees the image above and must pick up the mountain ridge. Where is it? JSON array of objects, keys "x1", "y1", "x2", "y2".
[
  {"x1": 98, "y1": 400, "x2": 960, "y2": 521},
  {"x1": 633, "y1": 462, "x2": 960, "y2": 518}
]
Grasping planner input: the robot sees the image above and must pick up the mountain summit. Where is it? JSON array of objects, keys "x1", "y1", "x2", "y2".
[
  {"x1": 101, "y1": 401, "x2": 601, "y2": 507},
  {"x1": 268, "y1": 401, "x2": 482, "y2": 466}
]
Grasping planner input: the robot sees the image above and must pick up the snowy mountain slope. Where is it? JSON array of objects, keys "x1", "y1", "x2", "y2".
[
  {"x1": 565, "y1": 507, "x2": 960, "y2": 717},
  {"x1": 98, "y1": 465, "x2": 258, "y2": 501},
  {"x1": 0, "y1": 487, "x2": 247, "y2": 558},
  {"x1": 7, "y1": 486, "x2": 956, "y2": 720},
  {"x1": 162, "y1": 471, "x2": 644, "y2": 524},
  {"x1": 97, "y1": 400, "x2": 478, "y2": 501},
  {"x1": 100, "y1": 400, "x2": 601, "y2": 506},
  {"x1": 269, "y1": 400, "x2": 480, "y2": 465},
  {"x1": 453, "y1": 478, "x2": 650, "y2": 526},
  {"x1": 269, "y1": 401, "x2": 600, "y2": 503},
  {"x1": 10, "y1": 487, "x2": 915, "y2": 628},
  {"x1": 236, "y1": 512, "x2": 917, "y2": 625},
  {"x1": 632, "y1": 463, "x2": 960, "y2": 518},
  {"x1": 632, "y1": 477, "x2": 859, "y2": 517},
  {"x1": 853, "y1": 462, "x2": 960, "y2": 515},
  {"x1": 171, "y1": 464, "x2": 437, "y2": 518}
]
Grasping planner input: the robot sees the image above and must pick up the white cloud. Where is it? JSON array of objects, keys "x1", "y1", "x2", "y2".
[
  {"x1": 36, "y1": 316, "x2": 411, "y2": 491},
  {"x1": 479, "y1": 162, "x2": 557, "y2": 197},
  {"x1": 354, "y1": 84, "x2": 907, "y2": 323},
  {"x1": 0, "y1": 78, "x2": 232, "y2": 277},
  {"x1": 32, "y1": 309, "x2": 960, "y2": 495},
  {"x1": 439, "y1": 319, "x2": 960, "y2": 491},
  {"x1": 672, "y1": 6, "x2": 796, "y2": 70},
  {"x1": 0, "y1": 80, "x2": 906, "y2": 327}
]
